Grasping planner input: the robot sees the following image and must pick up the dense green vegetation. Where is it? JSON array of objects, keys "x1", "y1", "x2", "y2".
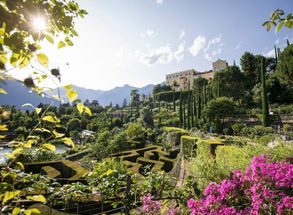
[{"x1": 0, "y1": 2, "x2": 292, "y2": 214}]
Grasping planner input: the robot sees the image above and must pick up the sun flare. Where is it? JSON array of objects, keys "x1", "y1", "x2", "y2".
[{"x1": 32, "y1": 17, "x2": 47, "y2": 31}]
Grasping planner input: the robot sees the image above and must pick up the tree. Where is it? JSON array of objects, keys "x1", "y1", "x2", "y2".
[
  {"x1": 0, "y1": 0, "x2": 87, "y2": 95},
  {"x1": 261, "y1": 58, "x2": 270, "y2": 127},
  {"x1": 123, "y1": 98, "x2": 127, "y2": 108},
  {"x1": 276, "y1": 44, "x2": 293, "y2": 86},
  {"x1": 240, "y1": 52, "x2": 258, "y2": 85},
  {"x1": 130, "y1": 89, "x2": 140, "y2": 116},
  {"x1": 172, "y1": 81, "x2": 179, "y2": 112},
  {"x1": 204, "y1": 97, "x2": 236, "y2": 131},
  {"x1": 179, "y1": 90, "x2": 183, "y2": 128}
]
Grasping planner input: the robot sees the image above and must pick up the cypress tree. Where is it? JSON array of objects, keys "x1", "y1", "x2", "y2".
[
  {"x1": 179, "y1": 90, "x2": 183, "y2": 128},
  {"x1": 197, "y1": 90, "x2": 201, "y2": 119},
  {"x1": 183, "y1": 94, "x2": 186, "y2": 129},
  {"x1": 187, "y1": 93, "x2": 191, "y2": 129},
  {"x1": 193, "y1": 93, "x2": 197, "y2": 124},
  {"x1": 261, "y1": 58, "x2": 270, "y2": 127},
  {"x1": 287, "y1": 39, "x2": 290, "y2": 47},
  {"x1": 191, "y1": 94, "x2": 194, "y2": 127},
  {"x1": 274, "y1": 45, "x2": 278, "y2": 65},
  {"x1": 173, "y1": 88, "x2": 176, "y2": 112}
]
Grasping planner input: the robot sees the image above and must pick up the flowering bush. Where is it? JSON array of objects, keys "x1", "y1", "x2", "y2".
[
  {"x1": 188, "y1": 154, "x2": 293, "y2": 215},
  {"x1": 141, "y1": 193, "x2": 162, "y2": 214}
]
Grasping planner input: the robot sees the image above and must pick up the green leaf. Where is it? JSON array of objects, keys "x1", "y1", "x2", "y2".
[
  {"x1": 58, "y1": 41, "x2": 66, "y2": 49},
  {"x1": 276, "y1": 22, "x2": 284, "y2": 32},
  {"x1": 12, "y1": 207, "x2": 21, "y2": 215},
  {"x1": 65, "y1": 38, "x2": 73, "y2": 46},
  {"x1": 45, "y1": 34, "x2": 54, "y2": 44},
  {"x1": 77, "y1": 103, "x2": 84, "y2": 114},
  {"x1": 4, "y1": 153, "x2": 15, "y2": 159},
  {"x1": 53, "y1": 130, "x2": 65, "y2": 138},
  {"x1": 62, "y1": 137, "x2": 75, "y2": 148},
  {"x1": 42, "y1": 143, "x2": 56, "y2": 152},
  {"x1": 34, "y1": 128, "x2": 51, "y2": 133},
  {"x1": 2, "y1": 190, "x2": 21, "y2": 204},
  {"x1": 37, "y1": 53, "x2": 49, "y2": 67},
  {"x1": 66, "y1": 90, "x2": 78, "y2": 102},
  {"x1": 42, "y1": 115, "x2": 59, "y2": 123},
  {"x1": 0, "y1": 88, "x2": 7, "y2": 94}
]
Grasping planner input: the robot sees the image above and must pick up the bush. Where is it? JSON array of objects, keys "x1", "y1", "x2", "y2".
[
  {"x1": 180, "y1": 136, "x2": 199, "y2": 158},
  {"x1": 241, "y1": 125, "x2": 275, "y2": 137},
  {"x1": 231, "y1": 123, "x2": 245, "y2": 135},
  {"x1": 188, "y1": 155, "x2": 293, "y2": 215}
]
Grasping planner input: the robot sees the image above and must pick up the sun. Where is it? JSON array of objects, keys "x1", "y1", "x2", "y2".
[{"x1": 32, "y1": 17, "x2": 47, "y2": 31}]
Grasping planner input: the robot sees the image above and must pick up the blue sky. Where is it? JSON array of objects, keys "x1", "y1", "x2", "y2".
[{"x1": 12, "y1": 0, "x2": 293, "y2": 90}]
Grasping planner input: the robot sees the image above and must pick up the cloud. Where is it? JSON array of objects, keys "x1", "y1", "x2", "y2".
[
  {"x1": 174, "y1": 42, "x2": 185, "y2": 62},
  {"x1": 204, "y1": 53, "x2": 212, "y2": 61},
  {"x1": 156, "y1": 0, "x2": 164, "y2": 4},
  {"x1": 204, "y1": 34, "x2": 222, "y2": 52},
  {"x1": 140, "y1": 42, "x2": 185, "y2": 66},
  {"x1": 212, "y1": 48, "x2": 222, "y2": 56},
  {"x1": 189, "y1": 35, "x2": 207, "y2": 56},
  {"x1": 179, "y1": 30, "x2": 185, "y2": 40},
  {"x1": 140, "y1": 29, "x2": 155, "y2": 38},
  {"x1": 265, "y1": 49, "x2": 275, "y2": 58},
  {"x1": 235, "y1": 45, "x2": 241, "y2": 49}
]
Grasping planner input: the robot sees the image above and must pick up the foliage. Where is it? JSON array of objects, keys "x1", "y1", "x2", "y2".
[
  {"x1": 188, "y1": 155, "x2": 293, "y2": 215},
  {"x1": 203, "y1": 97, "x2": 236, "y2": 132},
  {"x1": 276, "y1": 44, "x2": 293, "y2": 86},
  {"x1": 231, "y1": 123, "x2": 245, "y2": 135},
  {"x1": 180, "y1": 136, "x2": 198, "y2": 158},
  {"x1": 241, "y1": 125, "x2": 275, "y2": 137},
  {"x1": 261, "y1": 58, "x2": 270, "y2": 126},
  {"x1": 263, "y1": 9, "x2": 293, "y2": 32}
]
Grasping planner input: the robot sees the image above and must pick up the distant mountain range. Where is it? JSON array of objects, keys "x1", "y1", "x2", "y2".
[{"x1": 0, "y1": 80, "x2": 154, "y2": 108}]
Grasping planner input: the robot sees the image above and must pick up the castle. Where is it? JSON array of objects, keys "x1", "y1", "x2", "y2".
[{"x1": 166, "y1": 59, "x2": 228, "y2": 91}]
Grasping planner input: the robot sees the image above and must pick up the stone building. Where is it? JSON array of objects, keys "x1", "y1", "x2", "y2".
[{"x1": 165, "y1": 59, "x2": 228, "y2": 91}]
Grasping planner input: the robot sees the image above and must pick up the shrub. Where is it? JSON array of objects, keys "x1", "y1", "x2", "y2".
[
  {"x1": 188, "y1": 155, "x2": 293, "y2": 215},
  {"x1": 231, "y1": 123, "x2": 245, "y2": 135},
  {"x1": 241, "y1": 125, "x2": 275, "y2": 137},
  {"x1": 180, "y1": 136, "x2": 199, "y2": 158}
]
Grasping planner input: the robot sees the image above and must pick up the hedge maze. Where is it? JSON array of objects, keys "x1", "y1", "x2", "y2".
[
  {"x1": 25, "y1": 160, "x2": 88, "y2": 182},
  {"x1": 112, "y1": 146, "x2": 180, "y2": 176}
]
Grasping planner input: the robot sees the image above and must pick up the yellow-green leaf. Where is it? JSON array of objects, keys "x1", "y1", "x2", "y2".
[
  {"x1": 16, "y1": 162, "x2": 24, "y2": 170},
  {"x1": 42, "y1": 115, "x2": 59, "y2": 123},
  {"x1": 34, "y1": 128, "x2": 51, "y2": 133},
  {"x1": 12, "y1": 207, "x2": 21, "y2": 215},
  {"x1": 84, "y1": 107, "x2": 92, "y2": 116},
  {"x1": 12, "y1": 148, "x2": 23, "y2": 155},
  {"x1": 35, "y1": 108, "x2": 42, "y2": 115},
  {"x1": 0, "y1": 135, "x2": 5, "y2": 139},
  {"x1": 0, "y1": 88, "x2": 7, "y2": 94},
  {"x1": 37, "y1": 53, "x2": 49, "y2": 67},
  {"x1": 66, "y1": 90, "x2": 78, "y2": 102},
  {"x1": 45, "y1": 34, "x2": 54, "y2": 44},
  {"x1": 53, "y1": 130, "x2": 65, "y2": 138},
  {"x1": 63, "y1": 84, "x2": 72, "y2": 90},
  {"x1": 0, "y1": 124, "x2": 8, "y2": 131},
  {"x1": 42, "y1": 143, "x2": 56, "y2": 152},
  {"x1": 58, "y1": 41, "x2": 66, "y2": 49},
  {"x1": 77, "y1": 103, "x2": 84, "y2": 114},
  {"x1": 62, "y1": 137, "x2": 75, "y2": 148},
  {"x1": 4, "y1": 153, "x2": 15, "y2": 159},
  {"x1": 26, "y1": 195, "x2": 46, "y2": 203},
  {"x1": 24, "y1": 208, "x2": 41, "y2": 215},
  {"x1": 2, "y1": 190, "x2": 21, "y2": 204}
]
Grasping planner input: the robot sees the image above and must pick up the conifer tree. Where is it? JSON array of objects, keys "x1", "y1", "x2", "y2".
[{"x1": 261, "y1": 58, "x2": 270, "y2": 127}]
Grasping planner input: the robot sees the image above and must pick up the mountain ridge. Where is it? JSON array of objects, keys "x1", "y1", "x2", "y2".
[{"x1": 0, "y1": 80, "x2": 154, "y2": 108}]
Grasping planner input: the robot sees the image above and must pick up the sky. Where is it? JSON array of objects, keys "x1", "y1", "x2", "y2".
[{"x1": 10, "y1": 0, "x2": 293, "y2": 90}]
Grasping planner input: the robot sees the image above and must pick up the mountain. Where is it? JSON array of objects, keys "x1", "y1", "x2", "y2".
[
  {"x1": 0, "y1": 80, "x2": 154, "y2": 108},
  {"x1": 0, "y1": 80, "x2": 56, "y2": 109}
]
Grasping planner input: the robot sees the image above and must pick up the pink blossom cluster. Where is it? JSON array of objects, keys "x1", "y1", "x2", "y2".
[
  {"x1": 141, "y1": 193, "x2": 161, "y2": 214},
  {"x1": 187, "y1": 154, "x2": 293, "y2": 215}
]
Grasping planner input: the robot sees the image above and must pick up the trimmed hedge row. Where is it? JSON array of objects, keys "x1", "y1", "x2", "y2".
[
  {"x1": 112, "y1": 146, "x2": 180, "y2": 176},
  {"x1": 25, "y1": 160, "x2": 88, "y2": 181}
]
